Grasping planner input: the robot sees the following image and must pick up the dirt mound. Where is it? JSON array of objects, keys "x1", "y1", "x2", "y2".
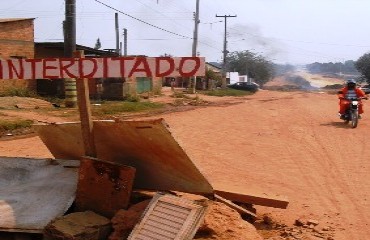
[
  {"x1": 195, "y1": 201, "x2": 263, "y2": 240},
  {"x1": 0, "y1": 96, "x2": 52, "y2": 109}
]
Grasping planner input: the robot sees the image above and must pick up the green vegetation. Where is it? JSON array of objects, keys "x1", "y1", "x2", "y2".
[
  {"x1": 0, "y1": 119, "x2": 33, "y2": 132},
  {"x1": 93, "y1": 101, "x2": 164, "y2": 115},
  {"x1": 170, "y1": 92, "x2": 192, "y2": 99},
  {"x1": 307, "y1": 60, "x2": 358, "y2": 75},
  {"x1": 0, "y1": 87, "x2": 37, "y2": 97},
  {"x1": 355, "y1": 53, "x2": 370, "y2": 84},
  {"x1": 125, "y1": 94, "x2": 141, "y2": 102},
  {"x1": 203, "y1": 88, "x2": 254, "y2": 97},
  {"x1": 227, "y1": 50, "x2": 275, "y2": 86}
]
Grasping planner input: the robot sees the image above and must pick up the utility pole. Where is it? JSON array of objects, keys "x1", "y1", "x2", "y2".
[
  {"x1": 64, "y1": 0, "x2": 77, "y2": 107},
  {"x1": 115, "y1": 12, "x2": 120, "y2": 55},
  {"x1": 216, "y1": 14, "x2": 236, "y2": 89},
  {"x1": 123, "y1": 28, "x2": 128, "y2": 56},
  {"x1": 190, "y1": 0, "x2": 200, "y2": 94}
]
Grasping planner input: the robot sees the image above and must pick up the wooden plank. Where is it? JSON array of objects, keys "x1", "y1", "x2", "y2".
[
  {"x1": 214, "y1": 194, "x2": 257, "y2": 218},
  {"x1": 74, "y1": 50, "x2": 96, "y2": 157},
  {"x1": 214, "y1": 186, "x2": 289, "y2": 209}
]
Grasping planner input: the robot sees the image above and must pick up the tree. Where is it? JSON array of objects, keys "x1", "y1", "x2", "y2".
[
  {"x1": 94, "y1": 38, "x2": 101, "y2": 50},
  {"x1": 160, "y1": 53, "x2": 173, "y2": 57},
  {"x1": 205, "y1": 68, "x2": 222, "y2": 89},
  {"x1": 227, "y1": 50, "x2": 274, "y2": 86},
  {"x1": 355, "y1": 53, "x2": 370, "y2": 83}
]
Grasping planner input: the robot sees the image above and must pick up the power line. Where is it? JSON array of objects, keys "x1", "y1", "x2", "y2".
[{"x1": 92, "y1": 0, "x2": 191, "y2": 39}]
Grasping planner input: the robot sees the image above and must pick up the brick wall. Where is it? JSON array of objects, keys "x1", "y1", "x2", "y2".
[{"x1": 0, "y1": 19, "x2": 35, "y2": 94}]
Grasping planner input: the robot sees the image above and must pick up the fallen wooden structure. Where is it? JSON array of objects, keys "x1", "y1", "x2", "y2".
[{"x1": 34, "y1": 119, "x2": 289, "y2": 210}]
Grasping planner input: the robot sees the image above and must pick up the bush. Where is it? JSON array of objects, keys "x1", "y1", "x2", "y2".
[
  {"x1": 0, "y1": 87, "x2": 37, "y2": 97},
  {"x1": 0, "y1": 119, "x2": 33, "y2": 132},
  {"x1": 125, "y1": 95, "x2": 140, "y2": 102},
  {"x1": 93, "y1": 101, "x2": 164, "y2": 115},
  {"x1": 203, "y1": 88, "x2": 254, "y2": 97}
]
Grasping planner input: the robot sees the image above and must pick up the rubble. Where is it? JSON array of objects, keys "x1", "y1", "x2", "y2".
[
  {"x1": 43, "y1": 211, "x2": 111, "y2": 240},
  {"x1": 258, "y1": 216, "x2": 336, "y2": 240},
  {"x1": 109, "y1": 200, "x2": 151, "y2": 240}
]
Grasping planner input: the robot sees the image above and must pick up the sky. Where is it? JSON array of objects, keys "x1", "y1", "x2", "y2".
[{"x1": 1, "y1": 0, "x2": 370, "y2": 65}]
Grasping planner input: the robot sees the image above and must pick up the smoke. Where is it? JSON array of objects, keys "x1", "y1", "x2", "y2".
[{"x1": 228, "y1": 23, "x2": 287, "y2": 61}]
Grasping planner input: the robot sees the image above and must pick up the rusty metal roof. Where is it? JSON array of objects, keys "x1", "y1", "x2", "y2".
[
  {"x1": 128, "y1": 193, "x2": 207, "y2": 240},
  {"x1": 75, "y1": 157, "x2": 136, "y2": 218}
]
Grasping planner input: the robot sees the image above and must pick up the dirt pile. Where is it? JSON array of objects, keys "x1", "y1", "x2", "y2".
[
  {"x1": 108, "y1": 193, "x2": 263, "y2": 240},
  {"x1": 195, "y1": 201, "x2": 263, "y2": 240}
]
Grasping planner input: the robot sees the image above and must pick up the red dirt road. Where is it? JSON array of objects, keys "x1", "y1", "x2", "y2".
[{"x1": 1, "y1": 90, "x2": 370, "y2": 239}]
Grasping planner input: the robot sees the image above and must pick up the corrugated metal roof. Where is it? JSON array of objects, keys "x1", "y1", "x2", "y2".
[
  {"x1": 128, "y1": 193, "x2": 207, "y2": 240},
  {"x1": 0, "y1": 157, "x2": 78, "y2": 233},
  {"x1": 0, "y1": 18, "x2": 35, "y2": 23}
]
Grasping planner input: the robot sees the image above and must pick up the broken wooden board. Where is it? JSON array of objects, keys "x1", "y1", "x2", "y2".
[
  {"x1": 214, "y1": 194, "x2": 257, "y2": 219},
  {"x1": 128, "y1": 193, "x2": 207, "y2": 240},
  {"x1": 214, "y1": 184, "x2": 289, "y2": 209},
  {"x1": 34, "y1": 119, "x2": 213, "y2": 194},
  {"x1": 0, "y1": 157, "x2": 78, "y2": 233},
  {"x1": 75, "y1": 156, "x2": 136, "y2": 218}
]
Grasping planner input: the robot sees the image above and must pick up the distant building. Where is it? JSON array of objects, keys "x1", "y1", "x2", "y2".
[
  {"x1": 0, "y1": 18, "x2": 36, "y2": 93},
  {"x1": 227, "y1": 72, "x2": 239, "y2": 84}
]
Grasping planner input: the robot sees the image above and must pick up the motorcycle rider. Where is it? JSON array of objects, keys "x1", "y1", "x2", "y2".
[{"x1": 338, "y1": 79, "x2": 367, "y2": 119}]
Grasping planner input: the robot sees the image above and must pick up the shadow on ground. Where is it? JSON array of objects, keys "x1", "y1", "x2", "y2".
[{"x1": 320, "y1": 121, "x2": 352, "y2": 129}]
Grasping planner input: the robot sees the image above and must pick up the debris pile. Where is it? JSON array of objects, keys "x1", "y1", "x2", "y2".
[{"x1": 0, "y1": 119, "x2": 290, "y2": 239}]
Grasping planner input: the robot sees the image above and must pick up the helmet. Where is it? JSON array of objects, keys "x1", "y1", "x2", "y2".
[{"x1": 346, "y1": 79, "x2": 356, "y2": 89}]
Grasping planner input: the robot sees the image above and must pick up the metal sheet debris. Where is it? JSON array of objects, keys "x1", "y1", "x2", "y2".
[
  {"x1": 128, "y1": 193, "x2": 207, "y2": 240},
  {"x1": 75, "y1": 156, "x2": 136, "y2": 218},
  {"x1": 34, "y1": 119, "x2": 213, "y2": 194},
  {"x1": 0, "y1": 157, "x2": 78, "y2": 233}
]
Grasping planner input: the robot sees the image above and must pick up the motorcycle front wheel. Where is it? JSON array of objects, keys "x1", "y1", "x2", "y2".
[{"x1": 351, "y1": 110, "x2": 358, "y2": 128}]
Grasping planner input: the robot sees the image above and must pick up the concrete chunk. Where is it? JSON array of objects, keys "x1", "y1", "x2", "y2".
[{"x1": 43, "y1": 211, "x2": 111, "y2": 240}]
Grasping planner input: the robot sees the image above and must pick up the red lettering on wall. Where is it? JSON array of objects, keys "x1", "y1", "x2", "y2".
[
  {"x1": 78, "y1": 58, "x2": 98, "y2": 78},
  {"x1": 42, "y1": 58, "x2": 59, "y2": 79},
  {"x1": 128, "y1": 57, "x2": 152, "y2": 77},
  {"x1": 155, "y1": 57, "x2": 175, "y2": 77},
  {"x1": 112, "y1": 57, "x2": 135, "y2": 77},
  {"x1": 103, "y1": 57, "x2": 109, "y2": 78},
  {"x1": 25, "y1": 59, "x2": 42, "y2": 79},
  {"x1": 7, "y1": 59, "x2": 24, "y2": 79},
  {"x1": 178, "y1": 57, "x2": 201, "y2": 77},
  {"x1": 0, "y1": 61, "x2": 3, "y2": 79},
  {"x1": 59, "y1": 59, "x2": 77, "y2": 78}
]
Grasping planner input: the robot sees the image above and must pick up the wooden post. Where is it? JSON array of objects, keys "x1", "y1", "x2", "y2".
[{"x1": 74, "y1": 50, "x2": 97, "y2": 157}]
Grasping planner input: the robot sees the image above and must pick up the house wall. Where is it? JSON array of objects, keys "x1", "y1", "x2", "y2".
[
  {"x1": 152, "y1": 77, "x2": 162, "y2": 95},
  {"x1": 0, "y1": 19, "x2": 36, "y2": 94}
]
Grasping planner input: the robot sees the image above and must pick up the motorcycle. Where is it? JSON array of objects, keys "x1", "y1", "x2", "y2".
[{"x1": 339, "y1": 97, "x2": 367, "y2": 128}]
